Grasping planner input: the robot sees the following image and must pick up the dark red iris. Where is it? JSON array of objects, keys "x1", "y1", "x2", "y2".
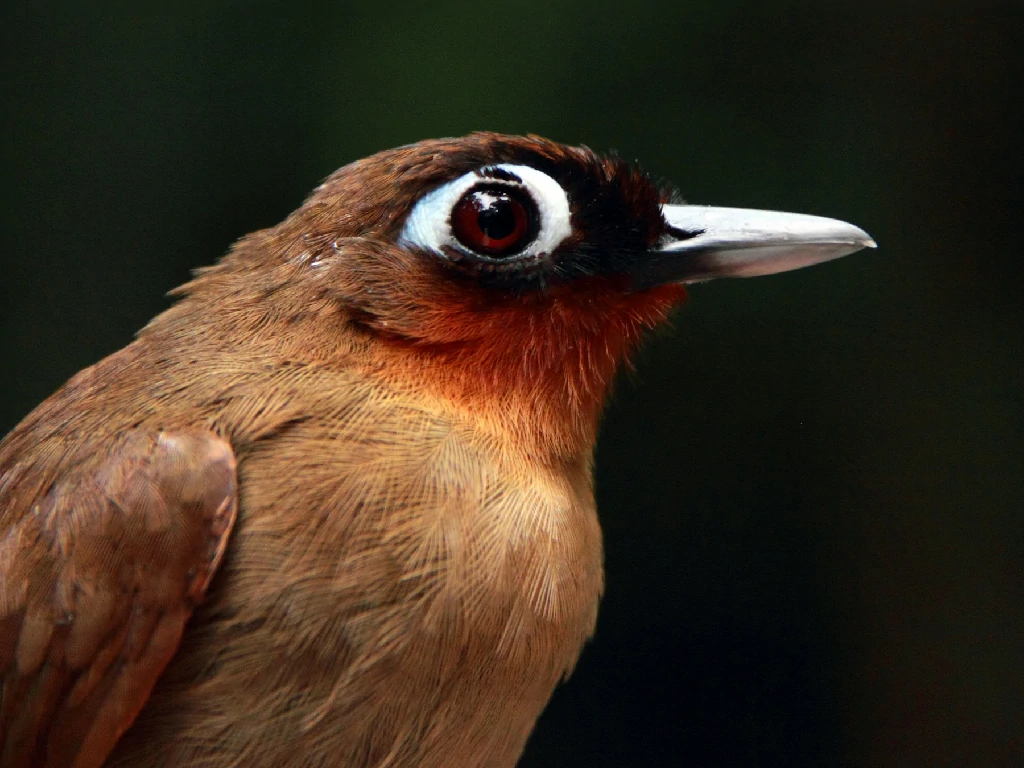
[{"x1": 450, "y1": 185, "x2": 538, "y2": 257}]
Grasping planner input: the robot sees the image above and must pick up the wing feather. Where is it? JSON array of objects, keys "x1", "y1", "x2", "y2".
[{"x1": 0, "y1": 430, "x2": 237, "y2": 768}]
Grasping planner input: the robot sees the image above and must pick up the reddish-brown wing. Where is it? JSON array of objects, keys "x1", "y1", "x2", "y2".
[{"x1": 0, "y1": 430, "x2": 237, "y2": 768}]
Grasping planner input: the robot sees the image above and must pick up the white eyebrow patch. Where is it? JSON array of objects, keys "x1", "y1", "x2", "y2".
[{"x1": 399, "y1": 163, "x2": 572, "y2": 259}]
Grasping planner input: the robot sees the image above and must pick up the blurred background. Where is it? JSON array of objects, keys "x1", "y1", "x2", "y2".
[{"x1": 2, "y1": 2, "x2": 1021, "y2": 766}]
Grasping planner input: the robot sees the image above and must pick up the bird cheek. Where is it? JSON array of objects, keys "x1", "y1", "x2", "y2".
[{"x1": 318, "y1": 243, "x2": 484, "y2": 344}]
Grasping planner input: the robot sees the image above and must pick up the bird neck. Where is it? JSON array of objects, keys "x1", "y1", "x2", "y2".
[
  {"x1": 358, "y1": 278, "x2": 687, "y2": 461},
  {"x1": 163, "y1": 247, "x2": 685, "y2": 463}
]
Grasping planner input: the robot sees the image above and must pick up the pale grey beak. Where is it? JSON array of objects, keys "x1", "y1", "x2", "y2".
[{"x1": 634, "y1": 205, "x2": 876, "y2": 287}]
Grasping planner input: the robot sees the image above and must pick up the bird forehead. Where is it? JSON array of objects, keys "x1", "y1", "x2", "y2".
[
  {"x1": 387, "y1": 135, "x2": 609, "y2": 205},
  {"x1": 307, "y1": 134, "x2": 668, "y2": 262}
]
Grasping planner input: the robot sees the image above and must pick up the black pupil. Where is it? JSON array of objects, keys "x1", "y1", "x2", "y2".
[{"x1": 475, "y1": 192, "x2": 517, "y2": 240}]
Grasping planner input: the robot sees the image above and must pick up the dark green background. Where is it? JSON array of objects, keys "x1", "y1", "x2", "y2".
[{"x1": 2, "y1": 2, "x2": 1021, "y2": 766}]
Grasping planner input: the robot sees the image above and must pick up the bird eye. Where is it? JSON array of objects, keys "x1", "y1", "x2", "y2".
[
  {"x1": 399, "y1": 164, "x2": 572, "y2": 264},
  {"x1": 450, "y1": 185, "x2": 538, "y2": 257}
]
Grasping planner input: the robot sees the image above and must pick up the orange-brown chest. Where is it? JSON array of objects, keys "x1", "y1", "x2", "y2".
[
  {"x1": 117, "y1": 377, "x2": 605, "y2": 766},
  {"x1": 230, "y1": 387, "x2": 606, "y2": 668}
]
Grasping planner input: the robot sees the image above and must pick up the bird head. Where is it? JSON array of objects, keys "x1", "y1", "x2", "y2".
[{"x1": 175, "y1": 133, "x2": 873, "y2": 454}]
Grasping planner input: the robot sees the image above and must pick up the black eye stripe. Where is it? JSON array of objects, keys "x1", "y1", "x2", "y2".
[{"x1": 477, "y1": 166, "x2": 523, "y2": 184}]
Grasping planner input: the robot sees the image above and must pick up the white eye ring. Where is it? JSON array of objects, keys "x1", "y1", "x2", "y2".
[{"x1": 399, "y1": 164, "x2": 572, "y2": 259}]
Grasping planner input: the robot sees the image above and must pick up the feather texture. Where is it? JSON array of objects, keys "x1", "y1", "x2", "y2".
[{"x1": 0, "y1": 133, "x2": 687, "y2": 767}]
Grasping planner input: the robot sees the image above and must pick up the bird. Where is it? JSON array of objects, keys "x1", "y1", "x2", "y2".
[{"x1": 0, "y1": 132, "x2": 874, "y2": 768}]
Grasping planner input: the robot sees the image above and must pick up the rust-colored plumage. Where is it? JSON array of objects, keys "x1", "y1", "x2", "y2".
[{"x1": 0, "y1": 133, "x2": 873, "y2": 767}]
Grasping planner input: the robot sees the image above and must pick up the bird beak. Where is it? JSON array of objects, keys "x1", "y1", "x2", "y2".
[{"x1": 634, "y1": 205, "x2": 876, "y2": 287}]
